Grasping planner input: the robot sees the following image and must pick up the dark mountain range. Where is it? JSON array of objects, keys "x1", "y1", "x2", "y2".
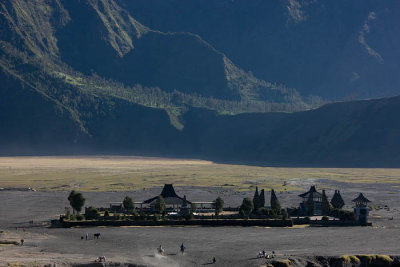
[
  {"x1": 182, "y1": 96, "x2": 400, "y2": 166},
  {"x1": 0, "y1": 0, "x2": 399, "y2": 166},
  {"x1": 119, "y1": 0, "x2": 400, "y2": 99},
  {"x1": 0, "y1": 0, "x2": 303, "y2": 103}
]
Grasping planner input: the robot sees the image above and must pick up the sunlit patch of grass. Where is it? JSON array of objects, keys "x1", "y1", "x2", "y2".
[
  {"x1": 52, "y1": 71, "x2": 83, "y2": 86},
  {"x1": 357, "y1": 255, "x2": 393, "y2": 265},
  {"x1": 0, "y1": 157, "x2": 400, "y2": 192},
  {"x1": 8, "y1": 263, "x2": 26, "y2": 267},
  {"x1": 340, "y1": 255, "x2": 360, "y2": 264}
]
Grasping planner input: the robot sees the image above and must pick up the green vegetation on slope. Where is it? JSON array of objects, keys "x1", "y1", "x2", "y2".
[{"x1": 0, "y1": 0, "x2": 316, "y2": 133}]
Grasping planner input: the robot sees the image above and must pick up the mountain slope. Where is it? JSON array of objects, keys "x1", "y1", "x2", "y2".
[
  {"x1": 119, "y1": 0, "x2": 400, "y2": 99},
  {"x1": 182, "y1": 96, "x2": 400, "y2": 166},
  {"x1": 0, "y1": 0, "x2": 399, "y2": 167},
  {"x1": 0, "y1": 0, "x2": 304, "y2": 103},
  {"x1": 0, "y1": 62, "x2": 182, "y2": 156}
]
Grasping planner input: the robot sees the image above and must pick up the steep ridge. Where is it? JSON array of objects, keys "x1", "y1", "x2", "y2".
[
  {"x1": 0, "y1": 63, "x2": 182, "y2": 156},
  {"x1": 0, "y1": 0, "x2": 303, "y2": 103},
  {"x1": 119, "y1": 0, "x2": 400, "y2": 99}
]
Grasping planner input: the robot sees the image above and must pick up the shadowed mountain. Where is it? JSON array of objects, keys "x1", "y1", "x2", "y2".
[
  {"x1": 181, "y1": 96, "x2": 400, "y2": 166},
  {"x1": 0, "y1": 0, "x2": 301, "y2": 102},
  {"x1": 0, "y1": 0, "x2": 399, "y2": 166},
  {"x1": 119, "y1": 0, "x2": 400, "y2": 99}
]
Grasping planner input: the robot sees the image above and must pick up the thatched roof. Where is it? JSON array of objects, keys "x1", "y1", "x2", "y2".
[
  {"x1": 299, "y1": 186, "x2": 323, "y2": 198},
  {"x1": 352, "y1": 193, "x2": 370, "y2": 203},
  {"x1": 143, "y1": 184, "x2": 191, "y2": 205}
]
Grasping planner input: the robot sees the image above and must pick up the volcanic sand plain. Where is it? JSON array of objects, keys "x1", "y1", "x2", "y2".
[
  {"x1": 1, "y1": 156, "x2": 400, "y2": 191},
  {"x1": 0, "y1": 156, "x2": 400, "y2": 266}
]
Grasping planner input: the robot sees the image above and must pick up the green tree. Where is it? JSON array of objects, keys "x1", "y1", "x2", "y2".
[
  {"x1": 123, "y1": 196, "x2": 135, "y2": 212},
  {"x1": 259, "y1": 189, "x2": 265, "y2": 208},
  {"x1": 213, "y1": 197, "x2": 224, "y2": 216},
  {"x1": 281, "y1": 208, "x2": 288, "y2": 220},
  {"x1": 155, "y1": 195, "x2": 166, "y2": 215},
  {"x1": 253, "y1": 186, "x2": 260, "y2": 211},
  {"x1": 68, "y1": 190, "x2": 85, "y2": 214},
  {"x1": 239, "y1": 198, "x2": 254, "y2": 218},
  {"x1": 85, "y1": 206, "x2": 99, "y2": 220},
  {"x1": 270, "y1": 189, "x2": 281, "y2": 215},
  {"x1": 191, "y1": 202, "x2": 197, "y2": 213}
]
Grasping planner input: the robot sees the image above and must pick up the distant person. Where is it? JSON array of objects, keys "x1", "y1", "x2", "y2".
[
  {"x1": 86, "y1": 233, "x2": 88, "y2": 240},
  {"x1": 157, "y1": 245, "x2": 164, "y2": 255},
  {"x1": 180, "y1": 243, "x2": 185, "y2": 254},
  {"x1": 213, "y1": 257, "x2": 216, "y2": 264},
  {"x1": 20, "y1": 239, "x2": 24, "y2": 246}
]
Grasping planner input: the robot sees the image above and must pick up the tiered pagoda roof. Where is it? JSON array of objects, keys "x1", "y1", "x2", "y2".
[
  {"x1": 352, "y1": 193, "x2": 370, "y2": 203},
  {"x1": 299, "y1": 185, "x2": 323, "y2": 199},
  {"x1": 143, "y1": 184, "x2": 191, "y2": 205}
]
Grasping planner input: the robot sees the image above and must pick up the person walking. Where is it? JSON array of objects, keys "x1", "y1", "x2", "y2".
[{"x1": 180, "y1": 243, "x2": 185, "y2": 254}]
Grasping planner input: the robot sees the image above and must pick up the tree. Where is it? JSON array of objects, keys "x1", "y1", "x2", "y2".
[
  {"x1": 68, "y1": 190, "x2": 85, "y2": 214},
  {"x1": 253, "y1": 186, "x2": 260, "y2": 211},
  {"x1": 239, "y1": 198, "x2": 254, "y2": 218},
  {"x1": 259, "y1": 189, "x2": 265, "y2": 208},
  {"x1": 281, "y1": 208, "x2": 288, "y2": 220},
  {"x1": 123, "y1": 196, "x2": 135, "y2": 212},
  {"x1": 155, "y1": 195, "x2": 166, "y2": 215},
  {"x1": 191, "y1": 202, "x2": 197, "y2": 213},
  {"x1": 321, "y1": 190, "x2": 331, "y2": 215},
  {"x1": 214, "y1": 197, "x2": 224, "y2": 216},
  {"x1": 85, "y1": 206, "x2": 99, "y2": 220},
  {"x1": 270, "y1": 189, "x2": 281, "y2": 215}
]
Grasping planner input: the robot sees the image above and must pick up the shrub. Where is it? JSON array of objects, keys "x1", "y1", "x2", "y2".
[
  {"x1": 85, "y1": 206, "x2": 99, "y2": 220},
  {"x1": 155, "y1": 195, "x2": 166, "y2": 215},
  {"x1": 104, "y1": 210, "x2": 110, "y2": 218},
  {"x1": 321, "y1": 216, "x2": 329, "y2": 221},
  {"x1": 213, "y1": 197, "x2": 224, "y2": 216},
  {"x1": 358, "y1": 255, "x2": 393, "y2": 265},
  {"x1": 281, "y1": 209, "x2": 288, "y2": 220},
  {"x1": 265, "y1": 208, "x2": 273, "y2": 216},
  {"x1": 76, "y1": 214, "x2": 84, "y2": 221},
  {"x1": 123, "y1": 196, "x2": 135, "y2": 212},
  {"x1": 271, "y1": 259, "x2": 291, "y2": 267},
  {"x1": 339, "y1": 255, "x2": 360, "y2": 264},
  {"x1": 331, "y1": 209, "x2": 355, "y2": 221},
  {"x1": 239, "y1": 198, "x2": 253, "y2": 218},
  {"x1": 185, "y1": 213, "x2": 194, "y2": 220}
]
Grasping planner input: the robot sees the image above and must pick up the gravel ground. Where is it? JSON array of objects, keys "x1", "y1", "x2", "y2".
[{"x1": 0, "y1": 183, "x2": 399, "y2": 266}]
